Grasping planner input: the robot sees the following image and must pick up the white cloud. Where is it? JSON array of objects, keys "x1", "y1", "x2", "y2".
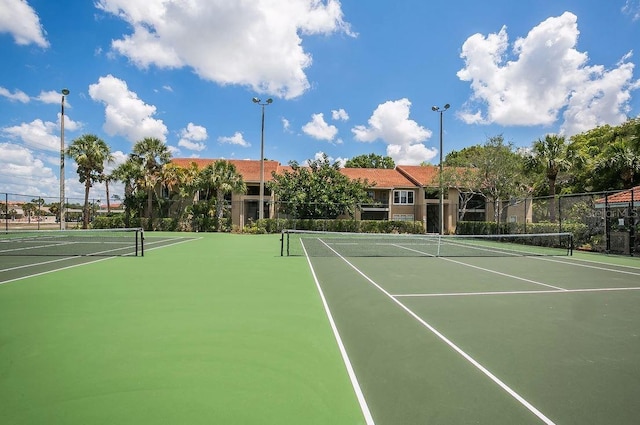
[
  {"x1": 332, "y1": 108, "x2": 349, "y2": 121},
  {"x1": 37, "y1": 90, "x2": 70, "y2": 105},
  {"x1": 95, "y1": 0, "x2": 355, "y2": 99},
  {"x1": 3, "y1": 119, "x2": 59, "y2": 152},
  {"x1": 218, "y1": 132, "x2": 250, "y2": 147},
  {"x1": 177, "y1": 122, "x2": 207, "y2": 151},
  {"x1": 0, "y1": 86, "x2": 30, "y2": 103},
  {"x1": 352, "y1": 98, "x2": 435, "y2": 165},
  {"x1": 623, "y1": 0, "x2": 640, "y2": 21},
  {"x1": 0, "y1": 143, "x2": 57, "y2": 196},
  {"x1": 302, "y1": 113, "x2": 338, "y2": 141},
  {"x1": 88, "y1": 74, "x2": 168, "y2": 142},
  {"x1": 282, "y1": 117, "x2": 292, "y2": 133},
  {"x1": 457, "y1": 12, "x2": 639, "y2": 136},
  {"x1": 0, "y1": 0, "x2": 49, "y2": 48},
  {"x1": 305, "y1": 151, "x2": 346, "y2": 167}
]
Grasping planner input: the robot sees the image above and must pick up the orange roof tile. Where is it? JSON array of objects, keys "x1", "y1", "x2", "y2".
[
  {"x1": 339, "y1": 168, "x2": 417, "y2": 188},
  {"x1": 170, "y1": 158, "x2": 281, "y2": 182},
  {"x1": 396, "y1": 165, "x2": 440, "y2": 186},
  {"x1": 596, "y1": 186, "x2": 640, "y2": 204}
]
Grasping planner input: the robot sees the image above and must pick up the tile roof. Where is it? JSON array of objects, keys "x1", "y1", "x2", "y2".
[
  {"x1": 396, "y1": 165, "x2": 440, "y2": 186},
  {"x1": 339, "y1": 168, "x2": 417, "y2": 188},
  {"x1": 595, "y1": 186, "x2": 640, "y2": 204},
  {"x1": 172, "y1": 158, "x2": 439, "y2": 188},
  {"x1": 170, "y1": 158, "x2": 281, "y2": 182}
]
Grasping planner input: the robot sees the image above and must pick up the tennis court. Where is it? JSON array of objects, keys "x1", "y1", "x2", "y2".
[
  {"x1": 297, "y1": 231, "x2": 640, "y2": 424},
  {"x1": 1, "y1": 231, "x2": 640, "y2": 424}
]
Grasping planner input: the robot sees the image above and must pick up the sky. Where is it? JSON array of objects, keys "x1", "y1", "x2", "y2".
[{"x1": 1, "y1": 0, "x2": 639, "y2": 202}]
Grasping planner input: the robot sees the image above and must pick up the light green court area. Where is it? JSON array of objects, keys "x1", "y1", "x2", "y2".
[{"x1": 0, "y1": 233, "x2": 366, "y2": 425}]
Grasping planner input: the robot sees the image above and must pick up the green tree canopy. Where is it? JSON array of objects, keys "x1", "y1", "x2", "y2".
[
  {"x1": 523, "y1": 134, "x2": 572, "y2": 222},
  {"x1": 345, "y1": 153, "x2": 395, "y2": 169},
  {"x1": 268, "y1": 153, "x2": 372, "y2": 219},
  {"x1": 66, "y1": 134, "x2": 113, "y2": 229},
  {"x1": 443, "y1": 135, "x2": 529, "y2": 223},
  {"x1": 131, "y1": 137, "x2": 172, "y2": 225},
  {"x1": 199, "y1": 161, "x2": 247, "y2": 231}
]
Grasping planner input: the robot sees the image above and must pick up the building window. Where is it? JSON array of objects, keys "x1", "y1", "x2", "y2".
[{"x1": 393, "y1": 190, "x2": 414, "y2": 205}]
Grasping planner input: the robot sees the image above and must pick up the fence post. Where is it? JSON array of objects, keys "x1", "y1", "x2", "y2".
[
  {"x1": 630, "y1": 189, "x2": 635, "y2": 256},
  {"x1": 605, "y1": 193, "x2": 611, "y2": 253},
  {"x1": 558, "y1": 195, "x2": 562, "y2": 233}
]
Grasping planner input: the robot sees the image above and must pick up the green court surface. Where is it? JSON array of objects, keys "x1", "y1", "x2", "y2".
[
  {"x1": 0, "y1": 233, "x2": 364, "y2": 425},
  {"x1": 2, "y1": 232, "x2": 640, "y2": 424}
]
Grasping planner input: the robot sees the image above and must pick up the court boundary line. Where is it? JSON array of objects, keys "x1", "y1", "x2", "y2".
[
  {"x1": 395, "y1": 244, "x2": 568, "y2": 291},
  {"x1": 315, "y1": 238, "x2": 557, "y2": 425},
  {"x1": 0, "y1": 236, "x2": 201, "y2": 286},
  {"x1": 394, "y1": 286, "x2": 640, "y2": 298},
  {"x1": 301, "y1": 240, "x2": 375, "y2": 425},
  {"x1": 535, "y1": 256, "x2": 640, "y2": 276}
]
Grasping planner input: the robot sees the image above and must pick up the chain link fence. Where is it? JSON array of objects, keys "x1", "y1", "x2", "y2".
[
  {"x1": 497, "y1": 191, "x2": 639, "y2": 255},
  {"x1": 4, "y1": 190, "x2": 638, "y2": 255}
]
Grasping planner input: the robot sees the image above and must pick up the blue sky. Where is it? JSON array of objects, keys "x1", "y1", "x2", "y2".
[{"x1": 1, "y1": 0, "x2": 639, "y2": 202}]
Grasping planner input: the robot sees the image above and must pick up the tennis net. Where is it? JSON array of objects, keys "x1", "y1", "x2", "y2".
[
  {"x1": 0, "y1": 228, "x2": 144, "y2": 257},
  {"x1": 281, "y1": 230, "x2": 573, "y2": 257}
]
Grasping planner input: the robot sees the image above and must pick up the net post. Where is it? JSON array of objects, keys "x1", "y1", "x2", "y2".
[
  {"x1": 280, "y1": 230, "x2": 284, "y2": 256},
  {"x1": 140, "y1": 228, "x2": 144, "y2": 257},
  {"x1": 569, "y1": 233, "x2": 573, "y2": 256},
  {"x1": 286, "y1": 230, "x2": 290, "y2": 256}
]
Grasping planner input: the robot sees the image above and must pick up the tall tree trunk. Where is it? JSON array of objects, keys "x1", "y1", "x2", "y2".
[
  {"x1": 548, "y1": 177, "x2": 557, "y2": 222},
  {"x1": 84, "y1": 181, "x2": 91, "y2": 229},
  {"x1": 106, "y1": 180, "x2": 111, "y2": 213},
  {"x1": 216, "y1": 191, "x2": 224, "y2": 232},
  {"x1": 147, "y1": 187, "x2": 153, "y2": 230}
]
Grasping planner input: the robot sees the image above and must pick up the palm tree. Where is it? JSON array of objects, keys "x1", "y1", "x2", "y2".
[
  {"x1": 199, "y1": 160, "x2": 247, "y2": 231},
  {"x1": 100, "y1": 173, "x2": 116, "y2": 213},
  {"x1": 525, "y1": 134, "x2": 571, "y2": 222},
  {"x1": 66, "y1": 134, "x2": 113, "y2": 229},
  {"x1": 131, "y1": 137, "x2": 171, "y2": 227},
  {"x1": 112, "y1": 158, "x2": 144, "y2": 227},
  {"x1": 606, "y1": 141, "x2": 640, "y2": 187}
]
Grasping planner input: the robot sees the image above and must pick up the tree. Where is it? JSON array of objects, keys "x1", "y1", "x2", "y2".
[
  {"x1": 162, "y1": 161, "x2": 200, "y2": 221},
  {"x1": 112, "y1": 157, "x2": 145, "y2": 226},
  {"x1": 345, "y1": 153, "x2": 395, "y2": 169},
  {"x1": 66, "y1": 134, "x2": 113, "y2": 229},
  {"x1": 48, "y1": 202, "x2": 60, "y2": 222},
  {"x1": 22, "y1": 202, "x2": 35, "y2": 223},
  {"x1": 445, "y1": 136, "x2": 529, "y2": 225},
  {"x1": 269, "y1": 153, "x2": 372, "y2": 219},
  {"x1": 131, "y1": 137, "x2": 172, "y2": 226},
  {"x1": 199, "y1": 161, "x2": 247, "y2": 231},
  {"x1": 100, "y1": 172, "x2": 116, "y2": 213},
  {"x1": 523, "y1": 134, "x2": 572, "y2": 222}
]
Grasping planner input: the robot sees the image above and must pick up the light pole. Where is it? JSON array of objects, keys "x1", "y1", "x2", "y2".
[
  {"x1": 60, "y1": 88, "x2": 70, "y2": 230},
  {"x1": 252, "y1": 97, "x2": 273, "y2": 220},
  {"x1": 431, "y1": 103, "x2": 450, "y2": 235}
]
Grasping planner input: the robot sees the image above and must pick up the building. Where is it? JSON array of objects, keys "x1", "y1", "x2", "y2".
[{"x1": 168, "y1": 158, "x2": 487, "y2": 233}]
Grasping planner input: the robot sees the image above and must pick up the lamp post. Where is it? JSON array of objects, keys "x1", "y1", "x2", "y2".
[
  {"x1": 252, "y1": 97, "x2": 273, "y2": 220},
  {"x1": 60, "y1": 88, "x2": 70, "y2": 230},
  {"x1": 431, "y1": 103, "x2": 450, "y2": 235}
]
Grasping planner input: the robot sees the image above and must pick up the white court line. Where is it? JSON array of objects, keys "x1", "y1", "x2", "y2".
[
  {"x1": 0, "y1": 236, "x2": 201, "y2": 286},
  {"x1": 318, "y1": 239, "x2": 557, "y2": 425},
  {"x1": 395, "y1": 244, "x2": 568, "y2": 291},
  {"x1": 535, "y1": 256, "x2": 640, "y2": 276},
  {"x1": 395, "y1": 286, "x2": 640, "y2": 298},
  {"x1": 301, "y1": 240, "x2": 375, "y2": 425},
  {"x1": 0, "y1": 256, "x2": 81, "y2": 273}
]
